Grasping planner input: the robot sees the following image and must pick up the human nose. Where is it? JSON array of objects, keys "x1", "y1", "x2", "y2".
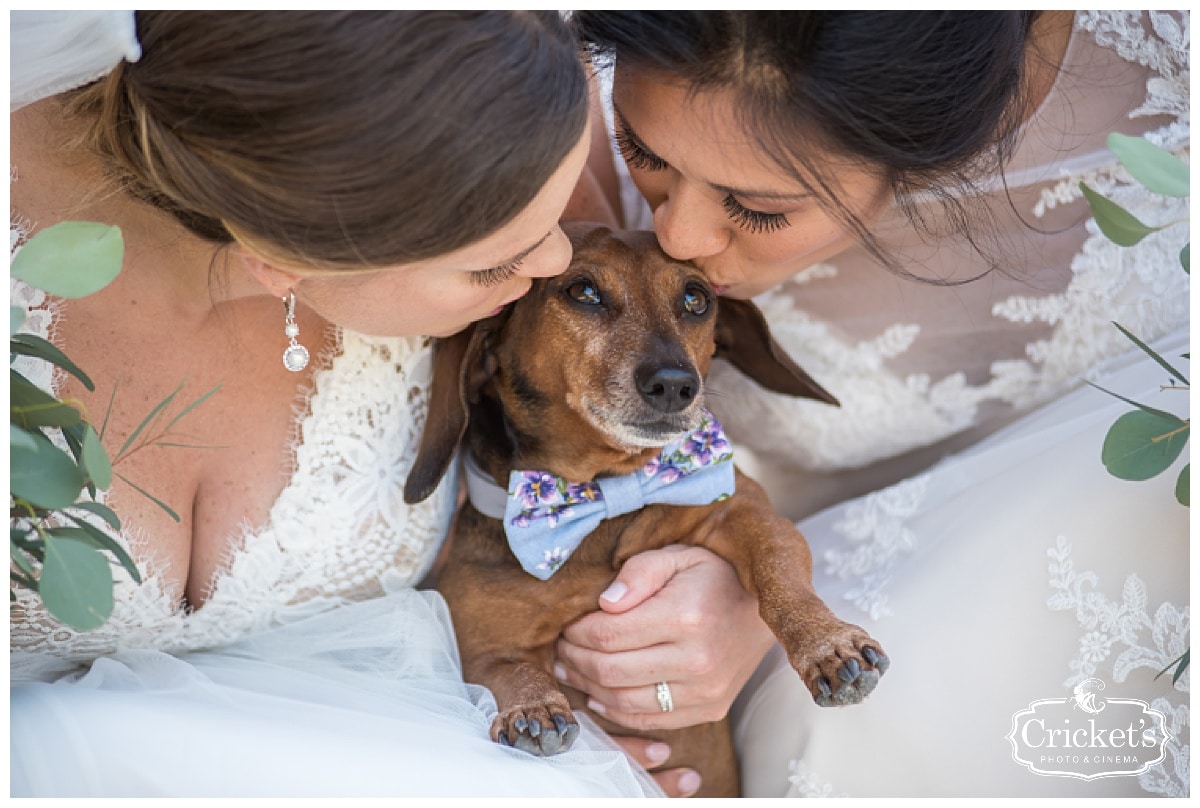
[
  {"x1": 517, "y1": 225, "x2": 572, "y2": 279},
  {"x1": 652, "y1": 180, "x2": 730, "y2": 262}
]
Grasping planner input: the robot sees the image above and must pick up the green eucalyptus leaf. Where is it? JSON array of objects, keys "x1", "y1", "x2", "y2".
[
  {"x1": 9, "y1": 430, "x2": 85, "y2": 509},
  {"x1": 10, "y1": 333, "x2": 94, "y2": 390},
  {"x1": 11, "y1": 305, "x2": 25, "y2": 336},
  {"x1": 10, "y1": 370, "x2": 83, "y2": 429},
  {"x1": 1107, "y1": 133, "x2": 1190, "y2": 198},
  {"x1": 80, "y1": 424, "x2": 112, "y2": 489},
  {"x1": 1173, "y1": 649, "x2": 1190, "y2": 684},
  {"x1": 116, "y1": 383, "x2": 181, "y2": 461},
  {"x1": 10, "y1": 526, "x2": 40, "y2": 550},
  {"x1": 1101, "y1": 410, "x2": 1189, "y2": 481},
  {"x1": 11, "y1": 569, "x2": 39, "y2": 594},
  {"x1": 60, "y1": 515, "x2": 141, "y2": 584},
  {"x1": 1182, "y1": 243, "x2": 1190, "y2": 274},
  {"x1": 1079, "y1": 183, "x2": 1162, "y2": 246},
  {"x1": 10, "y1": 222, "x2": 124, "y2": 299},
  {"x1": 40, "y1": 532, "x2": 113, "y2": 631},
  {"x1": 1088, "y1": 381, "x2": 1179, "y2": 421},
  {"x1": 115, "y1": 472, "x2": 181, "y2": 522},
  {"x1": 10, "y1": 423, "x2": 38, "y2": 452},
  {"x1": 1177, "y1": 464, "x2": 1190, "y2": 507},
  {"x1": 10, "y1": 539, "x2": 37, "y2": 577},
  {"x1": 67, "y1": 500, "x2": 122, "y2": 530},
  {"x1": 1111, "y1": 322, "x2": 1189, "y2": 385}
]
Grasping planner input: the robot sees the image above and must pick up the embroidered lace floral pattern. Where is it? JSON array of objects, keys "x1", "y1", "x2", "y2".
[
  {"x1": 10, "y1": 265, "x2": 456, "y2": 674},
  {"x1": 1046, "y1": 536, "x2": 1189, "y2": 797},
  {"x1": 820, "y1": 474, "x2": 930, "y2": 621}
]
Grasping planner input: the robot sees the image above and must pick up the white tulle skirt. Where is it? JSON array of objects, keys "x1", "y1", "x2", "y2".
[
  {"x1": 732, "y1": 329, "x2": 1190, "y2": 797},
  {"x1": 11, "y1": 589, "x2": 661, "y2": 797}
]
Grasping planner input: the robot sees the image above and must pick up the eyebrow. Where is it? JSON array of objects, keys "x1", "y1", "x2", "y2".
[
  {"x1": 480, "y1": 230, "x2": 552, "y2": 273},
  {"x1": 613, "y1": 103, "x2": 811, "y2": 204}
]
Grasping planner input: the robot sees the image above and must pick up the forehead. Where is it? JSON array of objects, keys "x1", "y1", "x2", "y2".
[{"x1": 567, "y1": 229, "x2": 702, "y2": 294}]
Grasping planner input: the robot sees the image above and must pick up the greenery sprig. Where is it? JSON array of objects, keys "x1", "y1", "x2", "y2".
[
  {"x1": 11, "y1": 222, "x2": 217, "y2": 632},
  {"x1": 1079, "y1": 133, "x2": 1190, "y2": 685}
]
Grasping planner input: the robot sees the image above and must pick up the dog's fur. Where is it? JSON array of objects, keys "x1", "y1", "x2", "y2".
[{"x1": 404, "y1": 224, "x2": 887, "y2": 797}]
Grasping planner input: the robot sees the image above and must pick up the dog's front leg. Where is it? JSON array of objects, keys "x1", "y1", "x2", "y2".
[
  {"x1": 469, "y1": 646, "x2": 582, "y2": 756},
  {"x1": 693, "y1": 471, "x2": 890, "y2": 707}
]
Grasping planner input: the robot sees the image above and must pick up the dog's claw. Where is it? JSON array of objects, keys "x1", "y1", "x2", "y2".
[
  {"x1": 792, "y1": 624, "x2": 889, "y2": 708},
  {"x1": 837, "y1": 658, "x2": 861, "y2": 683},
  {"x1": 493, "y1": 708, "x2": 579, "y2": 757}
]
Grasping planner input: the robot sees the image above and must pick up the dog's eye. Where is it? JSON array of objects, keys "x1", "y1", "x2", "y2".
[
  {"x1": 565, "y1": 280, "x2": 602, "y2": 306},
  {"x1": 682, "y1": 286, "x2": 710, "y2": 316}
]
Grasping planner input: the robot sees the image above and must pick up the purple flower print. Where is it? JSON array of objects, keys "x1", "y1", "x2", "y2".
[
  {"x1": 536, "y1": 546, "x2": 570, "y2": 573},
  {"x1": 514, "y1": 471, "x2": 562, "y2": 509}
]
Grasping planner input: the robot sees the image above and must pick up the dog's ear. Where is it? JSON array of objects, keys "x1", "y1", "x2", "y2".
[
  {"x1": 403, "y1": 322, "x2": 498, "y2": 504},
  {"x1": 714, "y1": 296, "x2": 839, "y2": 406}
]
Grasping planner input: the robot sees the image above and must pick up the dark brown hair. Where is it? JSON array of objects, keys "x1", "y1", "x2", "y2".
[
  {"x1": 575, "y1": 11, "x2": 1041, "y2": 281},
  {"x1": 67, "y1": 11, "x2": 588, "y2": 269}
]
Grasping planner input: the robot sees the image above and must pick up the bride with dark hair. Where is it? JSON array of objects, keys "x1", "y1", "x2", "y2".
[{"x1": 563, "y1": 10, "x2": 1189, "y2": 797}]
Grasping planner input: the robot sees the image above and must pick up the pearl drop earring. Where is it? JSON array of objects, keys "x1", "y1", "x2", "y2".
[{"x1": 281, "y1": 291, "x2": 310, "y2": 372}]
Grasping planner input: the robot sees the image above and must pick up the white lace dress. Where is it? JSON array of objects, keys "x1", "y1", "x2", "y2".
[
  {"x1": 605, "y1": 10, "x2": 1190, "y2": 798},
  {"x1": 9, "y1": 11, "x2": 658, "y2": 798}
]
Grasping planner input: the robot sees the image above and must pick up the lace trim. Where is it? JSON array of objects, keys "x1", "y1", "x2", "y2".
[
  {"x1": 11, "y1": 225, "x2": 454, "y2": 666},
  {"x1": 1046, "y1": 536, "x2": 1190, "y2": 797}
]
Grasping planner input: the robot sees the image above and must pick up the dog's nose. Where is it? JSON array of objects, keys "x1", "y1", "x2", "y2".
[{"x1": 636, "y1": 365, "x2": 699, "y2": 413}]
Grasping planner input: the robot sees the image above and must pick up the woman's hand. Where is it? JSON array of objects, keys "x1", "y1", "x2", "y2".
[{"x1": 554, "y1": 544, "x2": 774, "y2": 794}]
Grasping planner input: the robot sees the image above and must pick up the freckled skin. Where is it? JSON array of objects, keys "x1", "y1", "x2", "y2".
[{"x1": 404, "y1": 224, "x2": 888, "y2": 798}]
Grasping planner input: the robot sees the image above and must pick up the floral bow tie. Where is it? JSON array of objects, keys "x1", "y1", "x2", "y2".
[{"x1": 464, "y1": 411, "x2": 736, "y2": 580}]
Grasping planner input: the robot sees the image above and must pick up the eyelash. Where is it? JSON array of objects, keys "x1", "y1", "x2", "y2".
[
  {"x1": 614, "y1": 124, "x2": 668, "y2": 172},
  {"x1": 722, "y1": 195, "x2": 790, "y2": 234},
  {"x1": 617, "y1": 121, "x2": 791, "y2": 235},
  {"x1": 470, "y1": 259, "x2": 522, "y2": 288}
]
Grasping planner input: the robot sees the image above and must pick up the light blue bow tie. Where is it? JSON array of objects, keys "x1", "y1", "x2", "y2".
[{"x1": 464, "y1": 411, "x2": 736, "y2": 580}]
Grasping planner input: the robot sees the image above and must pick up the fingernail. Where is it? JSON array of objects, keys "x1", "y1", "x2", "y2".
[
  {"x1": 600, "y1": 581, "x2": 627, "y2": 603},
  {"x1": 586, "y1": 698, "x2": 606, "y2": 715},
  {"x1": 646, "y1": 742, "x2": 671, "y2": 764},
  {"x1": 678, "y1": 770, "x2": 702, "y2": 796},
  {"x1": 553, "y1": 664, "x2": 568, "y2": 681}
]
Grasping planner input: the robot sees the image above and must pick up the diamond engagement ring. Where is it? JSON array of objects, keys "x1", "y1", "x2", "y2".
[{"x1": 655, "y1": 681, "x2": 674, "y2": 713}]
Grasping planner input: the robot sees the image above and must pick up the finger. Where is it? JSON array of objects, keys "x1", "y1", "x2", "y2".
[
  {"x1": 593, "y1": 545, "x2": 705, "y2": 615},
  {"x1": 560, "y1": 591, "x2": 680, "y2": 653},
  {"x1": 651, "y1": 768, "x2": 703, "y2": 798},
  {"x1": 584, "y1": 683, "x2": 721, "y2": 733},
  {"x1": 607, "y1": 735, "x2": 673, "y2": 770},
  {"x1": 556, "y1": 637, "x2": 682, "y2": 691}
]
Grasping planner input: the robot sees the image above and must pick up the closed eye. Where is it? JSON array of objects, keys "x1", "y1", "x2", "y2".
[
  {"x1": 469, "y1": 258, "x2": 522, "y2": 288},
  {"x1": 721, "y1": 195, "x2": 790, "y2": 234},
  {"x1": 614, "y1": 118, "x2": 668, "y2": 173}
]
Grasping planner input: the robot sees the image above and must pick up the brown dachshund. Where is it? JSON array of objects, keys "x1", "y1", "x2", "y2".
[{"x1": 404, "y1": 224, "x2": 888, "y2": 797}]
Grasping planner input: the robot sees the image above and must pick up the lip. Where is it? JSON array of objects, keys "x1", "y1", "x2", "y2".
[{"x1": 487, "y1": 290, "x2": 528, "y2": 317}]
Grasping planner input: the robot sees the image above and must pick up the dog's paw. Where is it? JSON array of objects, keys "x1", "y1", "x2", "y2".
[
  {"x1": 491, "y1": 706, "x2": 581, "y2": 756},
  {"x1": 789, "y1": 625, "x2": 889, "y2": 708}
]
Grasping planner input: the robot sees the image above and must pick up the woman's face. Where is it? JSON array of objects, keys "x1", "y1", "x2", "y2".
[
  {"x1": 613, "y1": 67, "x2": 889, "y2": 299},
  {"x1": 290, "y1": 123, "x2": 592, "y2": 338}
]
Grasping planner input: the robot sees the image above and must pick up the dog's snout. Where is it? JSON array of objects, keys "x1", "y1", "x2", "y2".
[{"x1": 636, "y1": 365, "x2": 699, "y2": 413}]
